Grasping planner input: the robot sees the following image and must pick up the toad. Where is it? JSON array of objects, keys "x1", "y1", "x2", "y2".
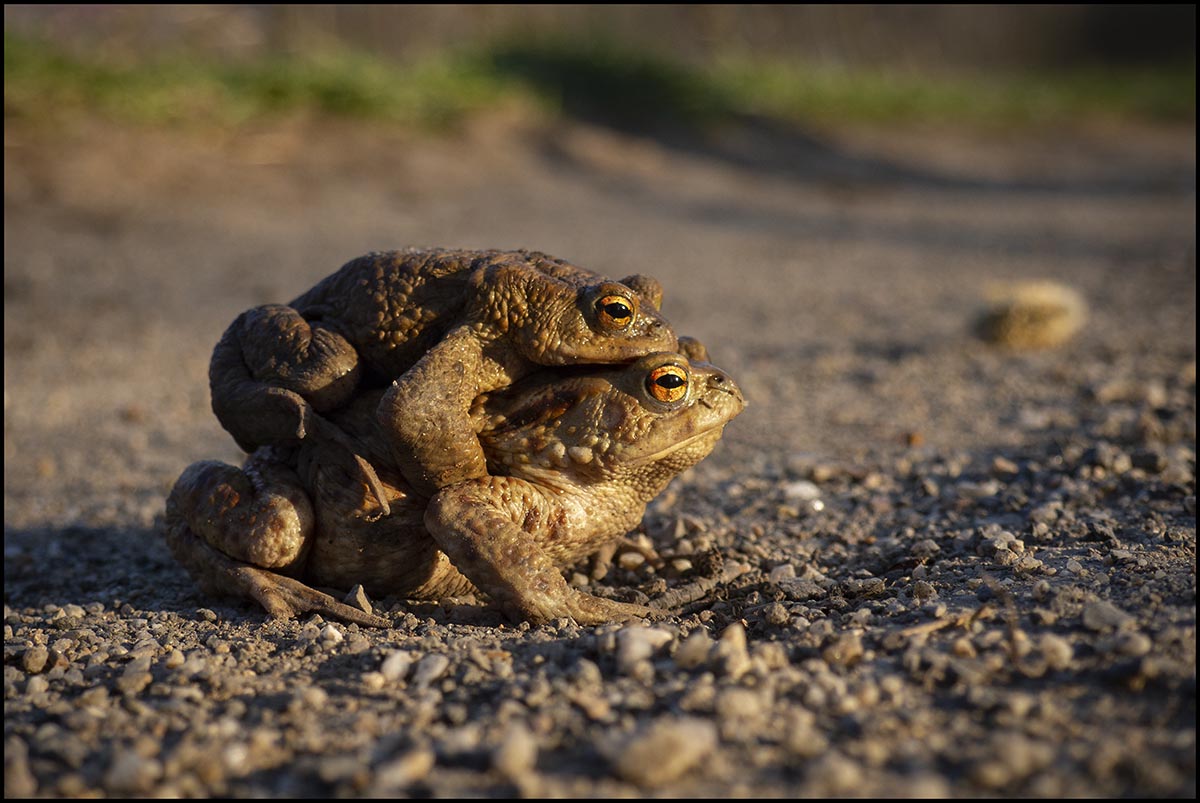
[
  {"x1": 166, "y1": 349, "x2": 744, "y2": 626},
  {"x1": 210, "y1": 249, "x2": 678, "y2": 500}
]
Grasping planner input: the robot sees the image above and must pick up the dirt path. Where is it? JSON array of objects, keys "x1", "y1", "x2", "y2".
[{"x1": 4, "y1": 114, "x2": 1195, "y2": 796}]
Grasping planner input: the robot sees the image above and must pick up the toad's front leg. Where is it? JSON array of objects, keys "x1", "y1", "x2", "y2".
[
  {"x1": 377, "y1": 327, "x2": 497, "y2": 497},
  {"x1": 164, "y1": 456, "x2": 388, "y2": 627},
  {"x1": 424, "y1": 477, "x2": 653, "y2": 625}
]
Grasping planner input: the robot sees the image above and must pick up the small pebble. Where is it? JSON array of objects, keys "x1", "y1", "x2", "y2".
[
  {"x1": 768, "y1": 564, "x2": 796, "y2": 583},
  {"x1": 297, "y1": 622, "x2": 321, "y2": 643},
  {"x1": 344, "y1": 584, "x2": 373, "y2": 615},
  {"x1": 617, "y1": 552, "x2": 646, "y2": 571},
  {"x1": 991, "y1": 456, "x2": 1020, "y2": 477},
  {"x1": 78, "y1": 687, "x2": 109, "y2": 709},
  {"x1": 492, "y1": 723, "x2": 539, "y2": 779},
  {"x1": 1040, "y1": 634, "x2": 1074, "y2": 670},
  {"x1": 785, "y1": 714, "x2": 829, "y2": 758},
  {"x1": 320, "y1": 624, "x2": 344, "y2": 646},
  {"x1": 1082, "y1": 600, "x2": 1134, "y2": 632},
  {"x1": 4, "y1": 736, "x2": 37, "y2": 797},
  {"x1": 713, "y1": 623, "x2": 751, "y2": 679},
  {"x1": 610, "y1": 717, "x2": 717, "y2": 787},
  {"x1": 673, "y1": 631, "x2": 713, "y2": 670},
  {"x1": 957, "y1": 480, "x2": 1001, "y2": 499},
  {"x1": 911, "y1": 580, "x2": 937, "y2": 602},
  {"x1": 412, "y1": 654, "x2": 450, "y2": 688},
  {"x1": 293, "y1": 687, "x2": 327, "y2": 711},
  {"x1": 380, "y1": 651, "x2": 413, "y2": 682},
  {"x1": 116, "y1": 668, "x2": 152, "y2": 696},
  {"x1": 952, "y1": 637, "x2": 977, "y2": 658},
  {"x1": 715, "y1": 687, "x2": 762, "y2": 721},
  {"x1": 1112, "y1": 631, "x2": 1152, "y2": 657},
  {"x1": 105, "y1": 752, "x2": 162, "y2": 794},
  {"x1": 373, "y1": 747, "x2": 435, "y2": 791},
  {"x1": 822, "y1": 632, "x2": 864, "y2": 669},
  {"x1": 783, "y1": 480, "x2": 821, "y2": 501},
  {"x1": 21, "y1": 646, "x2": 48, "y2": 675},
  {"x1": 669, "y1": 558, "x2": 693, "y2": 574},
  {"x1": 615, "y1": 626, "x2": 672, "y2": 675},
  {"x1": 811, "y1": 751, "x2": 862, "y2": 794},
  {"x1": 764, "y1": 602, "x2": 791, "y2": 627}
]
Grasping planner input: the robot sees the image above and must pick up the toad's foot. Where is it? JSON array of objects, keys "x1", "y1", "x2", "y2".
[
  {"x1": 166, "y1": 519, "x2": 389, "y2": 628},
  {"x1": 677, "y1": 335, "x2": 710, "y2": 363},
  {"x1": 304, "y1": 414, "x2": 392, "y2": 519},
  {"x1": 237, "y1": 567, "x2": 391, "y2": 628},
  {"x1": 553, "y1": 591, "x2": 657, "y2": 627},
  {"x1": 588, "y1": 536, "x2": 663, "y2": 580}
]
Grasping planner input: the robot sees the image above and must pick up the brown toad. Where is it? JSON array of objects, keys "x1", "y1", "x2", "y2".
[
  {"x1": 210, "y1": 248, "x2": 677, "y2": 500},
  {"x1": 167, "y1": 350, "x2": 744, "y2": 626}
]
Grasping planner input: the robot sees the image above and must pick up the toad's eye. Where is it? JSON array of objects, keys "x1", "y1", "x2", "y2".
[
  {"x1": 647, "y1": 364, "x2": 688, "y2": 403},
  {"x1": 595, "y1": 294, "x2": 634, "y2": 330}
]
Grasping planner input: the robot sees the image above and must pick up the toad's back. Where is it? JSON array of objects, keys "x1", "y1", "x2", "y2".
[{"x1": 290, "y1": 249, "x2": 477, "y2": 377}]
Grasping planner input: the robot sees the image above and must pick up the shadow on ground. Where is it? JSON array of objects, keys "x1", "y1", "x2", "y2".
[{"x1": 3, "y1": 524, "x2": 189, "y2": 614}]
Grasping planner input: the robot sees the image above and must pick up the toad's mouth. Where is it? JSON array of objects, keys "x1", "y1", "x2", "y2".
[{"x1": 626, "y1": 422, "x2": 726, "y2": 466}]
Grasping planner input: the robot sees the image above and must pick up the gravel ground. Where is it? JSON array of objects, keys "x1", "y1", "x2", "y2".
[{"x1": 4, "y1": 113, "x2": 1196, "y2": 797}]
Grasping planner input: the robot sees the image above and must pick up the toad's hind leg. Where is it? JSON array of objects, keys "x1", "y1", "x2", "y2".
[
  {"x1": 210, "y1": 304, "x2": 362, "y2": 453},
  {"x1": 166, "y1": 522, "x2": 389, "y2": 627},
  {"x1": 164, "y1": 523, "x2": 386, "y2": 628},
  {"x1": 164, "y1": 458, "x2": 389, "y2": 627},
  {"x1": 166, "y1": 458, "x2": 314, "y2": 572},
  {"x1": 210, "y1": 305, "x2": 390, "y2": 515}
]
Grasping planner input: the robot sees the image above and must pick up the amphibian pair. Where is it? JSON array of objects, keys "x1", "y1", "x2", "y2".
[
  {"x1": 167, "y1": 351, "x2": 744, "y2": 625},
  {"x1": 167, "y1": 248, "x2": 744, "y2": 625}
]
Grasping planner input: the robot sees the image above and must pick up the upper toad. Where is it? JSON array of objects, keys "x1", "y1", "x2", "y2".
[{"x1": 210, "y1": 248, "x2": 678, "y2": 499}]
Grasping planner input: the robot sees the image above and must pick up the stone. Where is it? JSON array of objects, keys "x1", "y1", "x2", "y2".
[
  {"x1": 1082, "y1": 600, "x2": 1134, "y2": 632},
  {"x1": 21, "y1": 646, "x2": 49, "y2": 675},
  {"x1": 673, "y1": 631, "x2": 713, "y2": 670},
  {"x1": 380, "y1": 651, "x2": 413, "y2": 682},
  {"x1": 492, "y1": 723, "x2": 539, "y2": 780},
  {"x1": 610, "y1": 717, "x2": 717, "y2": 787},
  {"x1": 412, "y1": 654, "x2": 450, "y2": 688},
  {"x1": 344, "y1": 584, "x2": 373, "y2": 615}
]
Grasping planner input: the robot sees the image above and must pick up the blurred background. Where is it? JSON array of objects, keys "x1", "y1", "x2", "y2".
[
  {"x1": 4, "y1": 4, "x2": 1196, "y2": 529},
  {"x1": 8, "y1": 3, "x2": 1198, "y2": 68},
  {"x1": 5, "y1": 4, "x2": 1196, "y2": 130},
  {"x1": 5, "y1": 9, "x2": 1196, "y2": 799}
]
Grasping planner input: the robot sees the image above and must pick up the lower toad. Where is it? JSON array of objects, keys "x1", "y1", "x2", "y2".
[{"x1": 165, "y1": 350, "x2": 745, "y2": 625}]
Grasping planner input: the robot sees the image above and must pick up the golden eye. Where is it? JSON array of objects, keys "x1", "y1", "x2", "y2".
[
  {"x1": 646, "y1": 364, "x2": 688, "y2": 403},
  {"x1": 595, "y1": 294, "x2": 634, "y2": 330}
]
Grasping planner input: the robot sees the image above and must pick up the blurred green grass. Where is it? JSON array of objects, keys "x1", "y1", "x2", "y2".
[
  {"x1": 3, "y1": 33, "x2": 511, "y2": 129},
  {"x1": 5, "y1": 32, "x2": 1194, "y2": 132},
  {"x1": 716, "y1": 59, "x2": 1196, "y2": 127}
]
